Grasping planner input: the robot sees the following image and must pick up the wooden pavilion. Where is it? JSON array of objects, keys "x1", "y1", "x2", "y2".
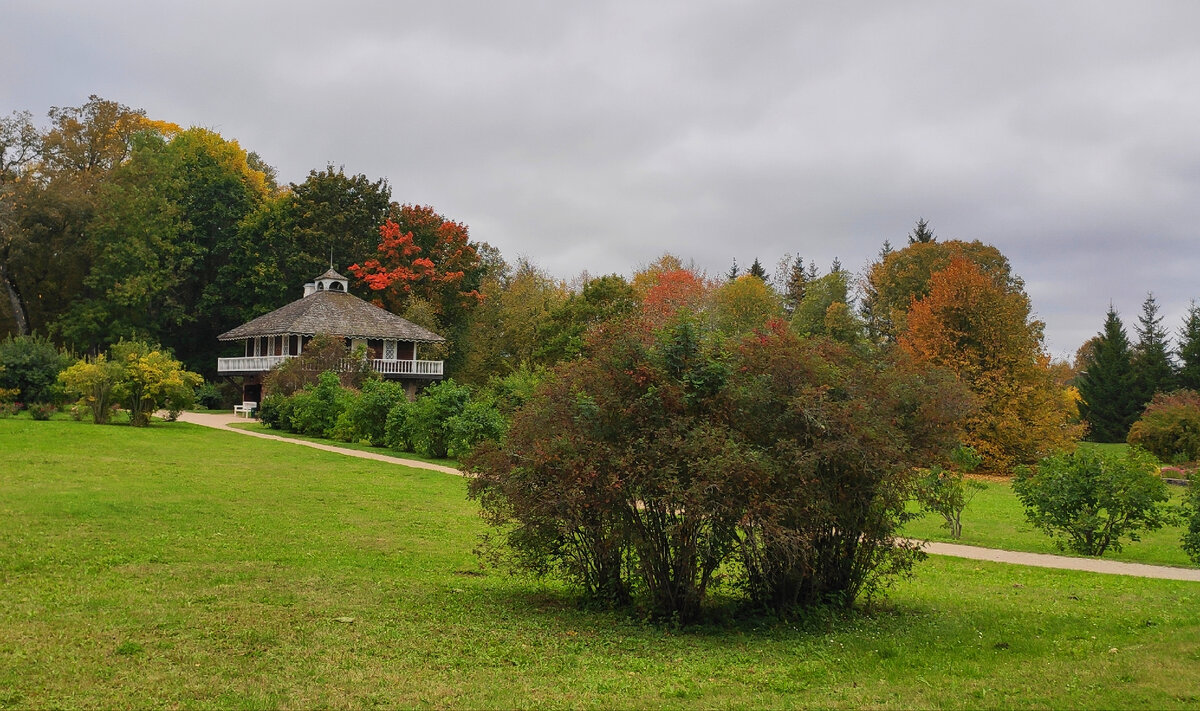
[{"x1": 216, "y1": 268, "x2": 444, "y2": 402}]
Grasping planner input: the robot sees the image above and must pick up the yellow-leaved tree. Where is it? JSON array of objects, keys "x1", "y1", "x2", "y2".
[{"x1": 898, "y1": 257, "x2": 1082, "y2": 472}]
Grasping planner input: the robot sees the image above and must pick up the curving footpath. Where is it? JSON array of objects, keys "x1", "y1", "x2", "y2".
[
  {"x1": 175, "y1": 412, "x2": 1200, "y2": 583},
  {"x1": 174, "y1": 411, "x2": 462, "y2": 476}
]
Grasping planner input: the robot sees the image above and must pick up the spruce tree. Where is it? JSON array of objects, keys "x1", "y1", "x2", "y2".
[
  {"x1": 908, "y1": 218, "x2": 936, "y2": 244},
  {"x1": 1077, "y1": 307, "x2": 1140, "y2": 442},
  {"x1": 726, "y1": 259, "x2": 738, "y2": 281},
  {"x1": 1178, "y1": 301, "x2": 1200, "y2": 391},
  {"x1": 781, "y1": 256, "x2": 807, "y2": 314},
  {"x1": 747, "y1": 257, "x2": 768, "y2": 281},
  {"x1": 830, "y1": 257, "x2": 842, "y2": 274},
  {"x1": 1132, "y1": 292, "x2": 1177, "y2": 404}
]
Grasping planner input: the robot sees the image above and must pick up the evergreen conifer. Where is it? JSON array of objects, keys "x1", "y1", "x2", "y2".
[
  {"x1": 1131, "y1": 293, "x2": 1177, "y2": 404},
  {"x1": 1178, "y1": 301, "x2": 1200, "y2": 391},
  {"x1": 1077, "y1": 307, "x2": 1140, "y2": 442}
]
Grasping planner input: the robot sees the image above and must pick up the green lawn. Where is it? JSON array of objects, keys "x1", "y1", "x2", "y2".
[
  {"x1": 902, "y1": 479, "x2": 1198, "y2": 568},
  {"x1": 3, "y1": 418, "x2": 1200, "y2": 708}
]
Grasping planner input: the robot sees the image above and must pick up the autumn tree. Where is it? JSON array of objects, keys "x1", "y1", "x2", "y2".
[
  {"x1": 711, "y1": 274, "x2": 783, "y2": 337},
  {"x1": 350, "y1": 204, "x2": 486, "y2": 372},
  {"x1": 1076, "y1": 307, "x2": 1140, "y2": 442},
  {"x1": 899, "y1": 257, "x2": 1082, "y2": 471},
  {"x1": 864, "y1": 239, "x2": 1015, "y2": 342},
  {"x1": 632, "y1": 255, "x2": 713, "y2": 327}
]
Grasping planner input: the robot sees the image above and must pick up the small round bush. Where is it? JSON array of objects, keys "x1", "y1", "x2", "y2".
[{"x1": 1013, "y1": 447, "x2": 1171, "y2": 556}]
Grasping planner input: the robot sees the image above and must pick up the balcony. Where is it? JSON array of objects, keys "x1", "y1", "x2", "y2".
[{"x1": 217, "y1": 355, "x2": 443, "y2": 378}]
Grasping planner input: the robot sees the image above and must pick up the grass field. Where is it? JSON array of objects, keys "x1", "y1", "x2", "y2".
[{"x1": 3, "y1": 417, "x2": 1200, "y2": 708}]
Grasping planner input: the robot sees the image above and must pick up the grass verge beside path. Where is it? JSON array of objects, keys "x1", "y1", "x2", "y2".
[
  {"x1": 3, "y1": 418, "x2": 1200, "y2": 709},
  {"x1": 225, "y1": 420, "x2": 458, "y2": 468},
  {"x1": 903, "y1": 479, "x2": 1198, "y2": 569}
]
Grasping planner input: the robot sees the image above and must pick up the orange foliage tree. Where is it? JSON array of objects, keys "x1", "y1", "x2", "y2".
[
  {"x1": 349, "y1": 204, "x2": 484, "y2": 321},
  {"x1": 632, "y1": 255, "x2": 713, "y2": 326},
  {"x1": 899, "y1": 257, "x2": 1082, "y2": 472}
]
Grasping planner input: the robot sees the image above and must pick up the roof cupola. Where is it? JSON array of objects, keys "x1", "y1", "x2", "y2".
[{"x1": 304, "y1": 268, "x2": 349, "y2": 297}]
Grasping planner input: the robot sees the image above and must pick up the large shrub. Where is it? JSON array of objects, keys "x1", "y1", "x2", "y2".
[
  {"x1": 58, "y1": 355, "x2": 123, "y2": 424},
  {"x1": 1013, "y1": 448, "x2": 1172, "y2": 556},
  {"x1": 384, "y1": 399, "x2": 417, "y2": 452},
  {"x1": 288, "y1": 371, "x2": 350, "y2": 438},
  {"x1": 445, "y1": 400, "x2": 507, "y2": 458},
  {"x1": 108, "y1": 341, "x2": 202, "y2": 426},
  {"x1": 0, "y1": 334, "x2": 70, "y2": 405},
  {"x1": 466, "y1": 317, "x2": 970, "y2": 622},
  {"x1": 1183, "y1": 484, "x2": 1200, "y2": 564},
  {"x1": 332, "y1": 379, "x2": 408, "y2": 446},
  {"x1": 1127, "y1": 390, "x2": 1200, "y2": 463},
  {"x1": 408, "y1": 379, "x2": 472, "y2": 458}
]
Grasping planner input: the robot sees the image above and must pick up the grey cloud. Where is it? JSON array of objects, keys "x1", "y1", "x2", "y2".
[{"x1": 5, "y1": 1, "x2": 1200, "y2": 355}]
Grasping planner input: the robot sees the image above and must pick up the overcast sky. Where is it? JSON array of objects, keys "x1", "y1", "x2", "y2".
[{"x1": 5, "y1": 1, "x2": 1200, "y2": 358}]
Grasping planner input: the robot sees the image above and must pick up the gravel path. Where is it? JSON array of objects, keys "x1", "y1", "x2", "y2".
[
  {"x1": 176, "y1": 411, "x2": 1200, "y2": 582},
  {"x1": 917, "y1": 541, "x2": 1200, "y2": 582},
  {"x1": 175, "y1": 411, "x2": 462, "y2": 476}
]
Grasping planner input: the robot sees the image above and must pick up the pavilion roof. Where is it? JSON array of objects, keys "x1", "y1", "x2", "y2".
[{"x1": 217, "y1": 291, "x2": 444, "y2": 343}]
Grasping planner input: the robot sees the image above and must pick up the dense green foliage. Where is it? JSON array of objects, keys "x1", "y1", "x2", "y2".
[
  {"x1": 0, "y1": 334, "x2": 69, "y2": 404},
  {"x1": 1184, "y1": 484, "x2": 1200, "y2": 564},
  {"x1": 1077, "y1": 308, "x2": 1140, "y2": 442},
  {"x1": 1178, "y1": 301, "x2": 1200, "y2": 391},
  {"x1": 1131, "y1": 293, "x2": 1178, "y2": 406},
  {"x1": 262, "y1": 373, "x2": 505, "y2": 461},
  {"x1": 1012, "y1": 448, "x2": 1173, "y2": 556}
]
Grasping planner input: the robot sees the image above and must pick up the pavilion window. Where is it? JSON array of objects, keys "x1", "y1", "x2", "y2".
[
  {"x1": 397, "y1": 341, "x2": 414, "y2": 360},
  {"x1": 244, "y1": 340, "x2": 252, "y2": 357},
  {"x1": 383, "y1": 340, "x2": 397, "y2": 360},
  {"x1": 288, "y1": 335, "x2": 299, "y2": 356}
]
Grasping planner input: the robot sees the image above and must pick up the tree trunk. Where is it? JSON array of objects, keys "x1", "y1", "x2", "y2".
[{"x1": 0, "y1": 261, "x2": 29, "y2": 336}]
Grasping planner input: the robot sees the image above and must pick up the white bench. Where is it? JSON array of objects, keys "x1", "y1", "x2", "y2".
[{"x1": 233, "y1": 401, "x2": 257, "y2": 418}]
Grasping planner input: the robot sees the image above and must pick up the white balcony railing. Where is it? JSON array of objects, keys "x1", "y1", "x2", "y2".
[{"x1": 217, "y1": 355, "x2": 443, "y2": 377}]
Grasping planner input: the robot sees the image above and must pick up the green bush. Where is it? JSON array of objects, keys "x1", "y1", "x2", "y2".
[
  {"x1": 288, "y1": 371, "x2": 349, "y2": 439},
  {"x1": 0, "y1": 334, "x2": 70, "y2": 405},
  {"x1": 384, "y1": 399, "x2": 416, "y2": 452},
  {"x1": 257, "y1": 394, "x2": 288, "y2": 429},
  {"x1": 332, "y1": 379, "x2": 408, "y2": 446},
  {"x1": 1127, "y1": 390, "x2": 1200, "y2": 462},
  {"x1": 445, "y1": 400, "x2": 507, "y2": 458},
  {"x1": 408, "y1": 379, "x2": 472, "y2": 458},
  {"x1": 1013, "y1": 448, "x2": 1172, "y2": 556},
  {"x1": 1183, "y1": 484, "x2": 1200, "y2": 564},
  {"x1": 194, "y1": 382, "x2": 225, "y2": 410},
  {"x1": 914, "y1": 446, "x2": 985, "y2": 539},
  {"x1": 28, "y1": 403, "x2": 55, "y2": 420}
]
